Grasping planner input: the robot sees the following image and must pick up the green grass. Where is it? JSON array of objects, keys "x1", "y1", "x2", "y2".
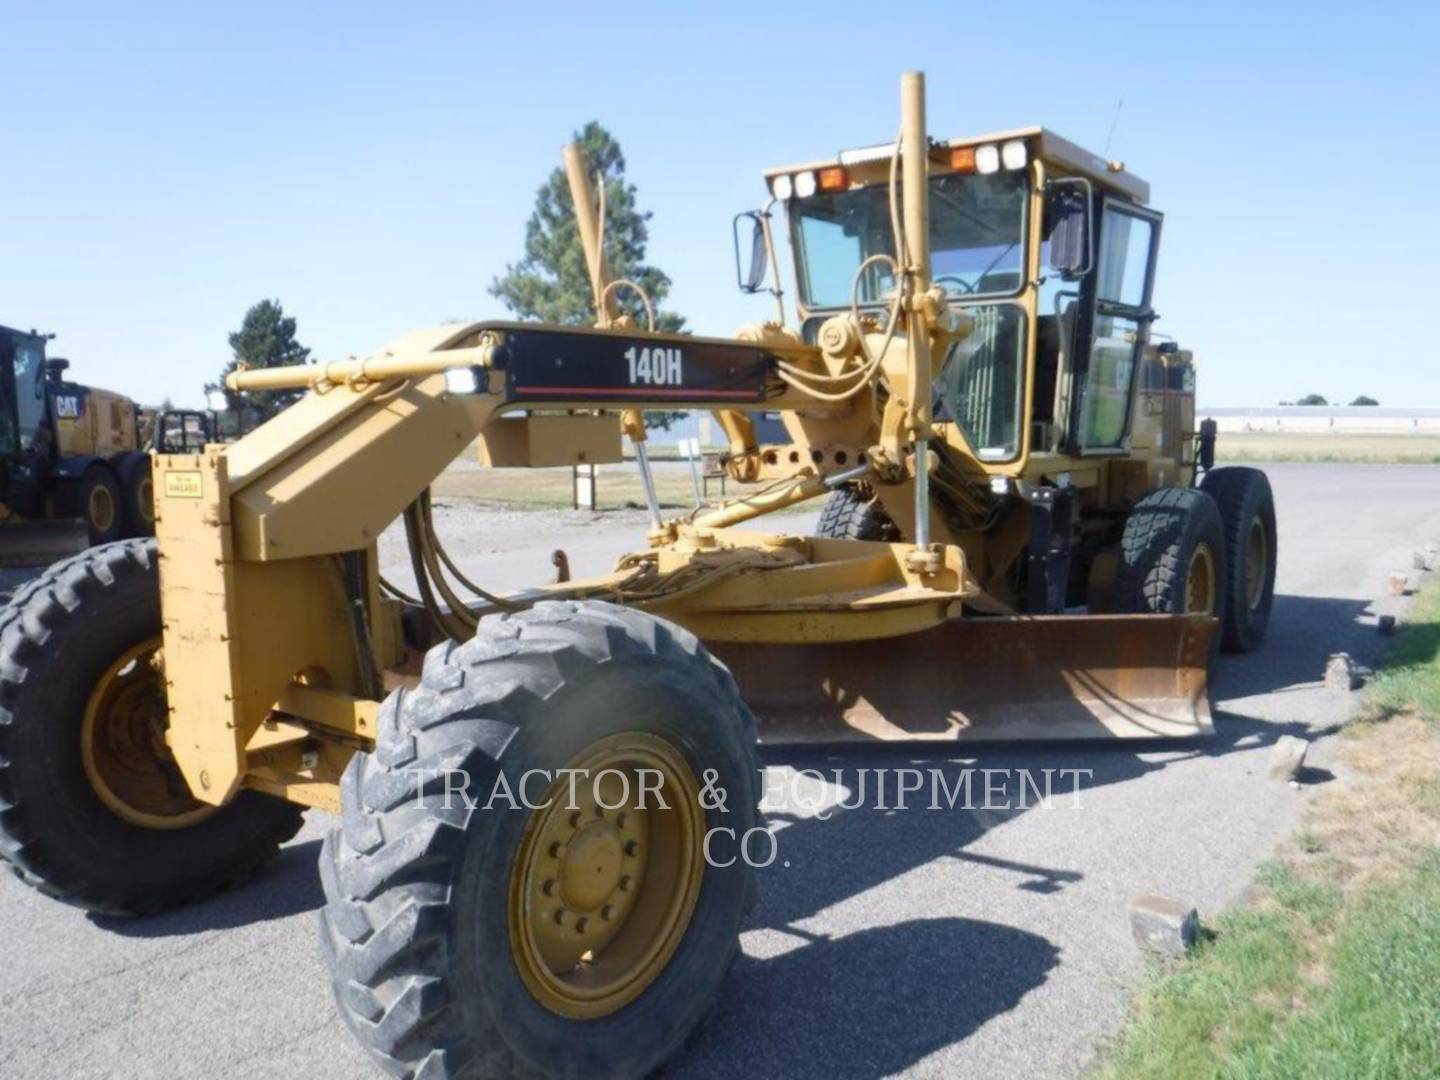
[
  {"x1": 1218, "y1": 432, "x2": 1440, "y2": 464},
  {"x1": 1369, "y1": 580, "x2": 1440, "y2": 723},
  {"x1": 1101, "y1": 858, "x2": 1440, "y2": 1080},
  {"x1": 1224, "y1": 853, "x2": 1440, "y2": 1079},
  {"x1": 1097, "y1": 579, "x2": 1440, "y2": 1079}
]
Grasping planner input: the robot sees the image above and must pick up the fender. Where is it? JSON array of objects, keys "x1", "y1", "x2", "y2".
[{"x1": 50, "y1": 453, "x2": 104, "y2": 481}]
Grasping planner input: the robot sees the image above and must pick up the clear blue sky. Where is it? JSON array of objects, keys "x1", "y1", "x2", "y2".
[{"x1": 4, "y1": 1, "x2": 1436, "y2": 408}]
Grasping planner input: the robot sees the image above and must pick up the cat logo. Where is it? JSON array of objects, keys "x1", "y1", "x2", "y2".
[{"x1": 54, "y1": 395, "x2": 81, "y2": 419}]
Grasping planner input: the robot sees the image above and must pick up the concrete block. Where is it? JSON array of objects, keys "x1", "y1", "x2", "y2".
[
  {"x1": 1390, "y1": 572, "x2": 1410, "y2": 596},
  {"x1": 1378, "y1": 614, "x2": 1397, "y2": 636},
  {"x1": 1130, "y1": 894, "x2": 1199, "y2": 958},
  {"x1": 1269, "y1": 734, "x2": 1309, "y2": 781},
  {"x1": 1325, "y1": 652, "x2": 1358, "y2": 692}
]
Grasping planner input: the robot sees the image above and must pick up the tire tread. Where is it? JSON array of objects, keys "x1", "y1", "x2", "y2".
[
  {"x1": 321, "y1": 599, "x2": 758, "y2": 1079},
  {"x1": 0, "y1": 539, "x2": 303, "y2": 915}
]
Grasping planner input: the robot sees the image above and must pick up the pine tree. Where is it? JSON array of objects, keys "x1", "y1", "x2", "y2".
[
  {"x1": 211, "y1": 299, "x2": 311, "y2": 421},
  {"x1": 489, "y1": 122, "x2": 685, "y2": 430}
]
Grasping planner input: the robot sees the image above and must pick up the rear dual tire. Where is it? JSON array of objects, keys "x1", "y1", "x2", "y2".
[
  {"x1": 1116, "y1": 475, "x2": 1277, "y2": 656},
  {"x1": 1200, "y1": 466, "x2": 1277, "y2": 653},
  {"x1": 1117, "y1": 486, "x2": 1228, "y2": 643}
]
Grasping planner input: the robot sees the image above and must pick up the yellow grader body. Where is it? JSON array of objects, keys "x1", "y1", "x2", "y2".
[{"x1": 0, "y1": 72, "x2": 1277, "y2": 1079}]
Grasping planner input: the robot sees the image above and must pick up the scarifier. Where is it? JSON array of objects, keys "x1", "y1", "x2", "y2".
[{"x1": 0, "y1": 72, "x2": 1276, "y2": 1078}]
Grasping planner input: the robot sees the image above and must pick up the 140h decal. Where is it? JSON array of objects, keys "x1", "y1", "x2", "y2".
[
  {"x1": 503, "y1": 327, "x2": 768, "y2": 402},
  {"x1": 624, "y1": 345, "x2": 682, "y2": 386}
]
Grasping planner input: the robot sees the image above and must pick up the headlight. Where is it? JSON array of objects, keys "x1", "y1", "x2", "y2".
[
  {"x1": 1001, "y1": 139, "x2": 1028, "y2": 170},
  {"x1": 769, "y1": 173, "x2": 793, "y2": 200},
  {"x1": 975, "y1": 144, "x2": 1001, "y2": 174},
  {"x1": 793, "y1": 170, "x2": 818, "y2": 198},
  {"x1": 445, "y1": 368, "x2": 478, "y2": 394}
]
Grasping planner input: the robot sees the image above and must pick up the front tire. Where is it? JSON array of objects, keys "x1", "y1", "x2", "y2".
[
  {"x1": 1200, "y1": 467, "x2": 1277, "y2": 652},
  {"x1": 1116, "y1": 487, "x2": 1228, "y2": 643},
  {"x1": 815, "y1": 483, "x2": 902, "y2": 541},
  {"x1": 0, "y1": 540, "x2": 305, "y2": 915},
  {"x1": 320, "y1": 600, "x2": 760, "y2": 1079}
]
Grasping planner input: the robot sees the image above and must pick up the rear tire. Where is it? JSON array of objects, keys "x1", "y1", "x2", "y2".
[
  {"x1": 115, "y1": 452, "x2": 155, "y2": 538},
  {"x1": 320, "y1": 600, "x2": 760, "y2": 1079},
  {"x1": 58, "y1": 463, "x2": 123, "y2": 545},
  {"x1": 1200, "y1": 467, "x2": 1277, "y2": 652},
  {"x1": 1116, "y1": 487, "x2": 1228, "y2": 651},
  {"x1": 0, "y1": 539, "x2": 304, "y2": 915},
  {"x1": 815, "y1": 484, "x2": 902, "y2": 541}
]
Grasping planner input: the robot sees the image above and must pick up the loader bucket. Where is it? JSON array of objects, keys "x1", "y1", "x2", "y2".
[
  {"x1": 0, "y1": 519, "x2": 90, "y2": 569},
  {"x1": 708, "y1": 613, "x2": 1215, "y2": 743}
]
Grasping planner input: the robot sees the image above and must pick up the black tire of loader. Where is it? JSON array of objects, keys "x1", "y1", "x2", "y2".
[
  {"x1": 0, "y1": 539, "x2": 304, "y2": 915},
  {"x1": 59, "y1": 463, "x2": 124, "y2": 546},
  {"x1": 815, "y1": 484, "x2": 902, "y2": 542},
  {"x1": 1116, "y1": 487, "x2": 1229, "y2": 654},
  {"x1": 1200, "y1": 466, "x2": 1278, "y2": 653},
  {"x1": 115, "y1": 452, "x2": 156, "y2": 538},
  {"x1": 319, "y1": 599, "x2": 761, "y2": 1080}
]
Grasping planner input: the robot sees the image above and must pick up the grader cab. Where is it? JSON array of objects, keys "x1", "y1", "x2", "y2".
[{"x1": 0, "y1": 73, "x2": 1276, "y2": 1079}]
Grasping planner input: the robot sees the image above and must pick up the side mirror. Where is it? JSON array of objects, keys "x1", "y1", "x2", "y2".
[
  {"x1": 732, "y1": 211, "x2": 769, "y2": 294},
  {"x1": 1045, "y1": 180, "x2": 1093, "y2": 281}
]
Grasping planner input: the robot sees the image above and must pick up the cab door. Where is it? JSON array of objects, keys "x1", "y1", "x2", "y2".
[{"x1": 1071, "y1": 200, "x2": 1163, "y2": 453}]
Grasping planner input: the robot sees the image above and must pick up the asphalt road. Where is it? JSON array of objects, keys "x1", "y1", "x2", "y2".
[{"x1": 2, "y1": 463, "x2": 1437, "y2": 1079}]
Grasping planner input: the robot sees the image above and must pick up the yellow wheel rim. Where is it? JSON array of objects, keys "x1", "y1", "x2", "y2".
[
  {"x1": 1185, "y1": 543, "x2": 1217, "y2": 616},
  {"x1": 1244, "y1": 519, "x2": 1267, "y2": 611},
  {"x1": 508, "y1": 732, "x2": 704, "y2": 1019},
  {"x1": 88, "y1": 484, "x2": 116, "y2": 533},
  {"x1": 80, "y1": 637, "x2": 216, "y2": 829}
]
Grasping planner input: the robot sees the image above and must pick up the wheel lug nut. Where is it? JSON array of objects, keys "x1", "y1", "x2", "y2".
[
  {"x1": 602, "y1": 905, "x2": 615, "y2": 920},
  {"x1": 624, "y1": 840, "x2": 639, "y2": 857},
  {"x1": 542, "y1": 879, "x2": 557, "y2": 896},
  {"x1": 549, "y1": 842, "x2": 565, "y2": 859},
  {"x1": 553, "y1": 909, "x2": 568, "y2": 926},
  {"x1": 619, "y1": 876, "x2": 633, "y2": 892},
  {"x1": 576, "y1": 917, "x2": 589, "y2": 933},
  {"x1": 569, "y1": 811, "x2": 582, "y2": 828},
  {"x1": 616, "y1": 812, "x2": 629, "y2": 828}
]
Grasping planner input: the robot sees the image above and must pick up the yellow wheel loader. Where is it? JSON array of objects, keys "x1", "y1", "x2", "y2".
[
  {"x1": 0, "y1": 325, "x2": 159, "y2": 565},
  {"x1": 0, "y1": 73, "x2": 1276, "y2": 1078}
]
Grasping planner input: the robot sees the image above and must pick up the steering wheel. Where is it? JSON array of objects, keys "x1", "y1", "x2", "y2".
[{"x1": 934, "y1": 275, "x2": 975, "y2": 295}]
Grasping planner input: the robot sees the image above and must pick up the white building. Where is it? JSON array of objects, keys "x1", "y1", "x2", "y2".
[{"x1": 1202, "y1": 406, "x2": 1440, "y2": 434}]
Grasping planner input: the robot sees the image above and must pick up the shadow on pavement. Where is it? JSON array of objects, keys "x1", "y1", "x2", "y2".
[
  {"x1": 674, "y1": 917, "x2": 1060, "y2": 1079},
  {"x1": 1211, "y1": 594, "x2": 1377, "y2": 699},
  {"x1": 746, "y1": 708, "x2": 1305, "y2": 931},
  {"x1": 89, "y1": 836, "x2": 325, "y2": 936},
  {"x1": 671, "y1": 707, "x2": 1312, "y2": 1074}
]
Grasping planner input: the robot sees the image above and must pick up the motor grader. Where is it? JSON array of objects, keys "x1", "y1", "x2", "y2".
[{"x1": 0, "y1": 73, "x2": 1276, "y2": 1079}]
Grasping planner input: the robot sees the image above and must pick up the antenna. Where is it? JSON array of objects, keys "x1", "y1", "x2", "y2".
[{"x1": 1102, "y1": 98, "x2": 1124, "y2": 159}]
